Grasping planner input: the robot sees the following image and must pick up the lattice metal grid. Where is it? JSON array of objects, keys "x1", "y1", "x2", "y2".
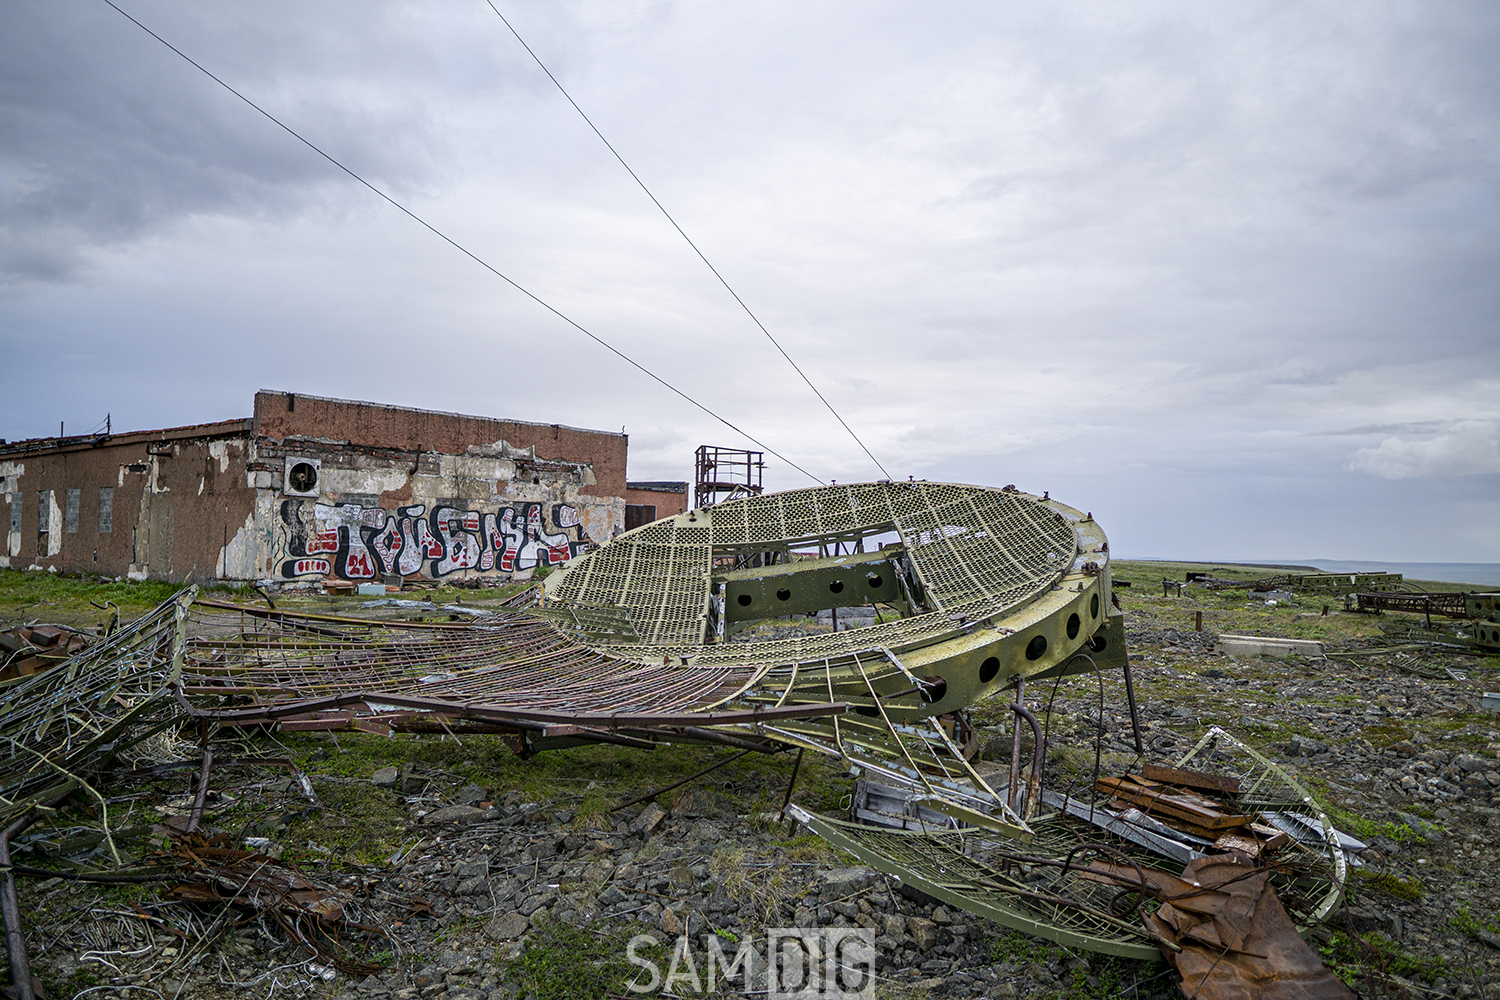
[
  {"x1": 1170, "y1": 726, "x2": 1348, "y2": 922},
  {"x1": 549, "y1": 516, "x2": 713, "y2": 647},
  {"x1": 178, "y1": 601, "x2": 759, "y2": 717},
  {"x1": 792, "y1": 807, "x2": 1164, "y2": 959},
  {"x1": 547, "y1": 481, "x2": 1080, "y2": 664},
  {"x1": 0, "y1": 590, "x2": 192, "y2": 829}
]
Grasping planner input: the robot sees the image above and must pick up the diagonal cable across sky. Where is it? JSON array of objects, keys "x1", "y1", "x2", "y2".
[
  {"x1": 98, "y1": 0, "x2": 826, "y2": 486},
  {"x1": 483, "y1": 2, "x2": 894, "y2": 482}
]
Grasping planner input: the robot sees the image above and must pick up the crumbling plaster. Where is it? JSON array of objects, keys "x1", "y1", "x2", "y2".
[{"x1": 1, "y1": 461, "x2": 23, "y2": 565}]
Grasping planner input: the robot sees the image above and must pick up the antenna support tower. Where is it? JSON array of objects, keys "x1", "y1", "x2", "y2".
[{"x1": 694, "y1": 445, "x2": 765, "y2": 509}]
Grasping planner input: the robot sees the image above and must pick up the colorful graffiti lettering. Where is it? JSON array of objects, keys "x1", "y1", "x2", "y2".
[{"x1": 278, "y1": 500, "x2": 585, "y2": 579}]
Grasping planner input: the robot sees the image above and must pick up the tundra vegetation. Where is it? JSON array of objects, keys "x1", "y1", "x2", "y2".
[{"x1": 1, "y1": 562, "x2": 1497, "y2": 999}]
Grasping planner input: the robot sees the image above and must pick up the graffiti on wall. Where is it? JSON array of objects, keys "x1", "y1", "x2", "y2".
[{"x1": 279, "y1": 500, "x2": 586, "y2": 579}]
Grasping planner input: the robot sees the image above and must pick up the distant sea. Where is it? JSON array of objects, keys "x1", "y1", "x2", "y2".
[{"x1": 1129, "y1": 558, "x2": 1500, "y2": 589}]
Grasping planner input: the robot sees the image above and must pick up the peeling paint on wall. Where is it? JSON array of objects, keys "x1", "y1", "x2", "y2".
[
  {"x1": 3, "y1": 393, "x2": 629, "y2": 584},
  {"x1": 207, "y1": 440, "x2": 236, "y2": 474},
  {"x1": 1, "y1": 461, "x2": 23, "y2": 564},
  {"x1": 44, "y1": 490, "x2": 63, "y2": 557},
  {"x1": 216, "y1": 510, "x2": 260, "y2": 580},
  {"x1": 575, "y1": 503, "x2": 615, "y2": 547}
]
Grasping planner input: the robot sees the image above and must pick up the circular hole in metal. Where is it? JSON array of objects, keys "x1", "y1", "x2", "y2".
[
  {"x1": 919, "y1": 677, "x2": 948, "y2": 704},
  {"x1": 867, "y1": 574, "x2": 883, "y2": 588},
  {"x1": 1025, "y1": 635, "x2": 1048, "y2": 661},
  {"x1": 1066, "y1": 613, "x2": 1080, "y2": 640},
  {"x1": 1091, "y1": 593, "x2": 1100, "y2": 619},
  {"x1": 776, "y1": 588, "x2": 791, "y2": 601},
  {"x1": 1088, "y1": 634, "x2": 1107, "y2": 653},
  {"x1": 736, "y1": 594, "x2": 752, "y2": 606},
  {"x1": 979, "y1": 656, "x2": 1000, "y2": 683},
  {"x1": 829, "y1": 580, "x2": 844, "y2": 594}
]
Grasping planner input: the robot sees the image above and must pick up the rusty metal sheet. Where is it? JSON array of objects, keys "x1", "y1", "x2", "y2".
[{"x1": 1141, "y1": 855, "x2": 1355, "y2": 1000}]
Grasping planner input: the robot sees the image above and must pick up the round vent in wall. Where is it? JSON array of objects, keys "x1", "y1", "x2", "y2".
[{"x1": 283, "y1": 457, "x2": 322, "y2": 497}]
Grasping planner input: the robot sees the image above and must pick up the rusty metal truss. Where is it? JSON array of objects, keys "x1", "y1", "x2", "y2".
[
  {"x1": 693, "y1": 444, "x2": 764, "y2": 509},
  {"x1": 1348, "y1": 590, "x2": 1500, "y2": 621}
]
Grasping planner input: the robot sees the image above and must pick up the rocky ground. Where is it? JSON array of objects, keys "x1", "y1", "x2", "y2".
[{"x1": 7, "y1": 567, "x2": 1500, "y2": 999}]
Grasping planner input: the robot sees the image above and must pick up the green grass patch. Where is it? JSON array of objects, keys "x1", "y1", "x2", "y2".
[
  {"x1": 505, "y1": 916, "x2": 653, "y2": 1000},
  {"x1": 276, "y1": 730, "x2": 846, "y2": 833},
  {"x1": 278, "y1": 777, "x2": 409, "y2": 867},
  {"x1": 0, "y1": 568, "x2": 191, "y2": 624},
  {"x1": 1354, "y1": 870, "x2": 1425, "y2": 902},
  {"x1": 1321, "y1": 930, "x2": 1451, "y2": 984},
  {"x1": 1358, "y1": 721, "x2": 1411, "y2": 748},
  {"x1": 988, "y1": 929, "x2": 1059, "y2": 966},
  {"x1": 1326, "y1": 805, "x2": 1425, "y2": 848},
  {"x1": 1450, "y1": 905, "x2": 1500, "y2": 939}
]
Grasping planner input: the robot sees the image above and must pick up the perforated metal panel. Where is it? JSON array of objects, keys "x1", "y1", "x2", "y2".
[
  {"x1": 547, "y1": 482, "x2": 1079, "y2": 664},
  {"x1": 550, "y1": 514, "x2": 712, "y2": 646}
]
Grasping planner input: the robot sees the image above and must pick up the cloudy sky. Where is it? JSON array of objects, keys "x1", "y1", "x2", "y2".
[{"x1": 2, "y1": 1, "x2": 1497, "y2": 563}]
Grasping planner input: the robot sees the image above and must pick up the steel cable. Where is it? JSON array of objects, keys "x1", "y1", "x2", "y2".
[
  {"x1": 97, "y1": 0, "x2": 824, "y2": 486},
  {"x1": 482, "y1": 1, "x2": 894, "y2": 481}
]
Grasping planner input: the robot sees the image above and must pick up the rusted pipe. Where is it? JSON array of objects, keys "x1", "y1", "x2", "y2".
[
  {"x1": 675, "y1": 727, "x2": 783, "y2": 754},
  {"x1": 2, "y1": 811, "x2": 41, "y2": 1000},
  {"x1": 780, "y1": 748, "x2": 806, "y2": 834},
  {"x1": 1008, "y1": 678, "x2": 1027, "y2": 813},
  {"x1": 1122, "y1": 655, "x2": 1146, "y2": 758},
  {"x1": 186, "y1": 749, "x2": 214, "y2": 834},
  {"x1": 1010, "y1": 700, "x2": 1044, "y2": 818}
]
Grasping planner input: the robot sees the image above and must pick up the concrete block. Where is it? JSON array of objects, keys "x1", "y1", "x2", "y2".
[{"x1": 1216, "y1": 634, "x2": 1325, "y2": 658}]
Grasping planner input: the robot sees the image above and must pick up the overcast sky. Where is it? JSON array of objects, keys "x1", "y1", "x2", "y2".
[{"x1": 2, "y1": 1, "x2": 1497, "y2": 563}]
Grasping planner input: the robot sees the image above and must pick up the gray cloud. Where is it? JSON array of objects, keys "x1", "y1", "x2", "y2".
[
  {"x1": 0, "y1": 0, "x2": 487, "y2": 282},
  {"x1": 1, "y1": 0, "x2": 1498, "y2": 561},
  {"x1": 1351, "y1": 419, "x2": 1500, "y2": 479}
]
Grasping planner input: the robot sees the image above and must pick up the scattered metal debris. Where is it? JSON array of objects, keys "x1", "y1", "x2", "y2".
[
  {"x1": 1130, "y1": 854, "x2": 1357, "y2": 1000},
  {"x1": 0, "y1": 623, "x2": 95, "y2": 681},
  {"x1": 1187, "y1": 571, "x2": 1405, "y2": 594},
  {"x1": 161, "y1": 830, "x2": 387, "y2": 976},
  {"x1": 0, "y1": 481, "x2": 1371, "y2": 997}
]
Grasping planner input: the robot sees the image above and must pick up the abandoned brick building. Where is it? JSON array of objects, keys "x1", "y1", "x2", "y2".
[
  {"x1": 0, "y1": 391, "x2": 645, "y2": 584},
  {"x1": 624, "y1": 480, "x2": 689, "y2": 528}
]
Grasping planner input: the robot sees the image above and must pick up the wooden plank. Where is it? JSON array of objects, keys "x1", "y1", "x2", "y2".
[
  {"x1": 1247, "y1": 822, "x2": 1290, "y2": 850},
  {"x1": 1108, "y1": 802, "x2": 1234, "y2": 841},
  {"x1": 1095, "y1": 779, "x2": 1251, "y2": 830},
  {"x1": 1141, "y1": 763, "x2": 1241, "y2": 796},
  {"x1": 1098, "y1": 777, "x2": 1228, "y2": 820},
  {"x1": 1121, "y1": 773, "x2": 1163, "y2": 789},
  {"x1": 1212, "y1": 831, "x2": 1262, "y2": 858}
]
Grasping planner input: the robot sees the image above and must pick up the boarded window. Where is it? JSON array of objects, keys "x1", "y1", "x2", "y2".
[
  {"x1": 65, "y1": 488, "x2": 80, "y2": 533},
  {"x1": 7, "y1": 494, "x2": 18, "y2": 535},
  {"x1": 98, "y1": 487, "x2": 114, "y2": 534},
  {"x1": 37, "y1": 491, "x2": 50, "y2": 554},
  {"x1": 625, "y1": 504, "x2": 657, "y2": 531}
]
